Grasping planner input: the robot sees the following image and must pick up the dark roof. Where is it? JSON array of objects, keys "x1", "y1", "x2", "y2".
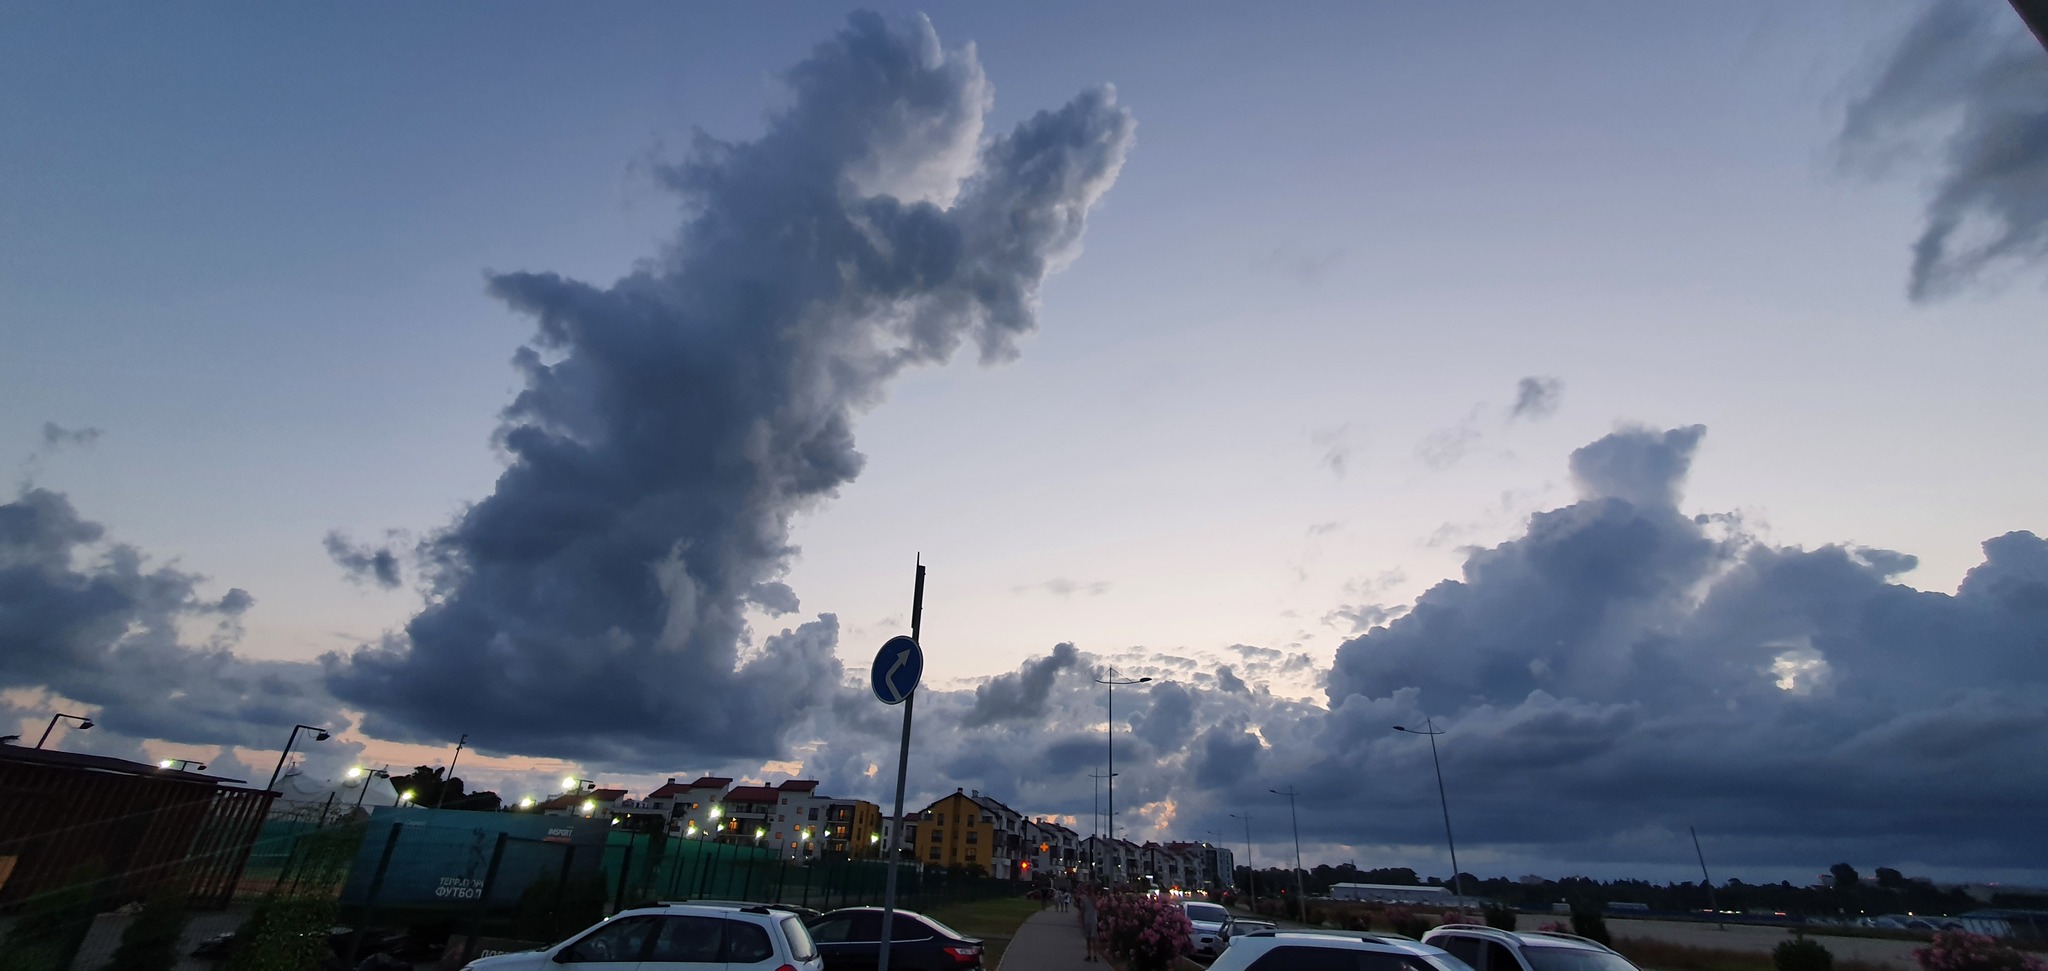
[
  {"x1": 649, "y1": 776, "x2": 732, "y2": 798},
  {"x1": 726, "y1": 785, "x2": 780, "y2": 804},
  {"x1": 538, "y1": 787, "x2": 628, "y2": 811},
  {"x1": 0, "y1": 744, "x2": 249, "y2": 787},
  {"x1": 776, "y1": 779, "x2": 819, "y2": 792}
]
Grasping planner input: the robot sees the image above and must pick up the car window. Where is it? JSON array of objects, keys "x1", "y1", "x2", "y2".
[
  {"x1": 1358, "y1": 954, "x2": 1447, "y2": 971},
  {"x1": 781, "y1": 916, "x2": 818, "y2": 962},
  {"x1": 851, "y1": 911, "x2": 884, "y2": 940},
  {"x1": 1426, "y1": 952, "x2": 1480, "y2": 971},
  {"x1": 725, "y1": 920, "x2": 774, "y2": 963},
  {"x1": 914, "y1": 915, "x2": 965, "y2": 940},
  {"x1": 808, "y1": 916, "x2": 854, "y2": 943},
  {"x1": 1519, "y1": 947, "x2": 1642, "y2": 971},
  {"x1": 560, "y1": 916, "x2": 658, "y2": 963},
  {"x1": 1486, "y1": 941, "x2": 1523, "y2": 971},
  {"x1": 1247, "y1": 944, "x2": 1362, "y2": 970},
  {"x1": 1186, "y1": 903, "x2": 1231, "y2": 923},
  {"x1": 1438, "y1": 936, "x2": 1483, "y2": 969},
  {"x1": 646, "y1": 915, "x2": 724, "y2": 963}
]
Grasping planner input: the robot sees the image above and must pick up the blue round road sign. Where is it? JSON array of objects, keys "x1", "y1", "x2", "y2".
[{"x1": 871, "y1": 636, "x2": 923, "y2": 705}]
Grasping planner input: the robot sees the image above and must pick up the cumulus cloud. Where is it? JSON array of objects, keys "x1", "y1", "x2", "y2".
[
  {"x1": 322, "y1": 530, "x2": 403, "y2": 589},
  {"x1": 322, "y1": 12, "x2": 1135, "y2": 765},
  {"x1": 1842, "y1": 3, "x2": 2048, "y2": 300},
  {"x1": 0, "y1": 487, "x2": 345, "y2": 751},
  {"x1": 1509, "y1": 376, "x2": 1563, "y2": 420},
  {"x1": 965, "y1": 642, "x2": 1080, "y2": 726},
  {"x1": 770, "y1": 424, "x2": 2046, "y2": 880}
]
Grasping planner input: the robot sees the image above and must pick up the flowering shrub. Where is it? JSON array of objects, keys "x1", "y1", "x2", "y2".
[
  {"x1": 1915, "y1": 930, "x2": 2047, "y2": 971},
  {"x1": 1095, "y1": 893, "x2": 1194, "y2": 971},
  {"x1": 1387, "y1": 905, "x2": 1431, "y2": 938},
  {"x1": 1774, "y1": 935, "x2": 1834, "y2": 971}
]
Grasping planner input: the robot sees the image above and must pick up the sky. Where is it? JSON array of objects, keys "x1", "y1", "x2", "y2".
[{"x1": 4, "y1": 2, "x2": 2047, "y2": 887}]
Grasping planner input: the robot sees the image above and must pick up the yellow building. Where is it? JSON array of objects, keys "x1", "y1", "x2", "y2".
[
  {"x1": 823, "y1": 798, "x2": 883, "y2": 859},
  {"x1": 919, "y1": 789, "x2": 995, "y2": 873}
]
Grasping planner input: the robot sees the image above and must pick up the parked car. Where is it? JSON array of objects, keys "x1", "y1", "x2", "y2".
[
  {"x1": 1182, "y1": 900, "x2": 1234, "y2": 958},
  {"x1": 1423, "y1": 924, "x2": 1643, "y2": 971},
  {"x1": 458, "y1": 902, "x2": 821, "y2": 971},
  {"x1": 672, "y1": 899, "x2": 827, "y2": 923},
  {"x1": 1221, "y1": 918, "x2": 1277, "y2": 948},
  {"x1": 805, "y1": 906, "x2": 985, "y2": 970},
  {"x1": 1211, "y1": 929, "x2": 1478, "y2": 971}
]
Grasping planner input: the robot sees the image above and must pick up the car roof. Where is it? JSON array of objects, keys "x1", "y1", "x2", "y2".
[
  {"x1": 1426, "y1": 924, "x2": 1618, "y2": 953},
  {"x1": 622, "y1": 902, "x2": 794, "y2": 920},
  {"x1": 1241, "y1": 930, "x2": 1450, "y2": 955}
]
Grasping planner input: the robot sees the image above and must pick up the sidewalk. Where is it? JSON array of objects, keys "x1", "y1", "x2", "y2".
[{"x1": 1000, "y1": 907, "x2": 1100, "y2": 970}]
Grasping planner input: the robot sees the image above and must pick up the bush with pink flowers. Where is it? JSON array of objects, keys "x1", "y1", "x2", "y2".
[
  {"x1": 1094, "y1": 893, "x2": 1194, "y2": 971},
  {"x1": 1914, "y1": 930, "x2": 2046, "y2": 971}
]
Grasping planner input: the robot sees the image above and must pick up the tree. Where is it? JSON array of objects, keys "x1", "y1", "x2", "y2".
[
  {"x1": 1877, "y1": 868, "x2": 1906, "y2": 890},
  {"x1": 1830, "y1": 864, "x2": 1862, "y2": 890},
  {"x1": 389, "y1": 765, "x2": 503, "y2": 812}
]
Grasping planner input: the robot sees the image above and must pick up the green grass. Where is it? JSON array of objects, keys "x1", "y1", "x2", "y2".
[{"x1": 923, "y1": 896, "x2": 1039, "y2": 969}]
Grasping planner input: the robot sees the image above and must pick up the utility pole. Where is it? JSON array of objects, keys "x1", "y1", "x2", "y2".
[
  {"x1": 1270, "y1": 787, "x2": 1307, "y2": 913},
  {"x1": 435, "y1": 733, "x2": 469, "y2": 810},
  {"x1": 877, "y1": 558, "x2": 926, "y2": 971},
  {"x1": 1229, "y1": 811, "x2": 1256, "y2": 908},
  {"x1": 1692, "y1": 825, "x2": 1724, "y2": 929},
  {"x1": 1094, "y1": 667, "x2": 1150, "y2": 882}
]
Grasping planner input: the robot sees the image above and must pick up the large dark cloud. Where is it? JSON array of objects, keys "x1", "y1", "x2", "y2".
[
  {"x1": 1843, "y1": 3, "x2": 2048, "y2": 301},
  {"x1": 322, "y1": 12, "x2": 1135, "y2": 765},
  {"x1": 0, "y1": 487, "x2": 344, "y2": 750}
]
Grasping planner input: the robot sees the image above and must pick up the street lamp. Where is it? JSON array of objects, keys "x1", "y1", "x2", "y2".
[
  {"x1": 398, "y1": 790, "x2": 415, "y2": 806},
  {"x1": 562, "y1": 776, "x2": 595, "y2": 792},
  {"x1": 347, "y1": 766, "x2": 392, "y2": 809},
  {"x1": 266, "y1": 724, "x2": 332, "y2": 791},
  {"x1": 1229, "y1": 812, "x2": 1257, "y2": 907},
  {"x1": 1394, "y1": 720, "x2": 1463, "y2": 902},
  {"x1": 1094, "y1": 668, "x2": 1151, "y2": 871},
  {"x1": 35, "y1": 713, "x2": 94, "y2": 750},
  {"x1": 1270, "y1": 788, "x2": 1307, "y2": 914},
  {"x1": 158, "y1": 758, "x2": 206, "y2": 772}
]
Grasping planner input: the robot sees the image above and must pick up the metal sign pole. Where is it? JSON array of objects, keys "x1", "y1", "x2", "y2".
[{"x1": 878, "y1": 558, "x2": 925, "y2": 971}]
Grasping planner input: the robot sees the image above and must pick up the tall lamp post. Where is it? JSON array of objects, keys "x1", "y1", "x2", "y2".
[
  {"x1": 434, "y1": 733, "x2": 469, "y2": 810},
  {"x1": 1394, "y1": 719, "x2": 1463, "y2": 901},
  {"x1": 158, "y1": 758, "x2": 207, "y2": 772},
  {"x1": 1269, "y1": 788, "x2": 1307, "y2": 912},
  {"x1": 266, "y1": 724, "x2": 332, "y2": 791},
  {"x1": 1094, "y1": 668, "x2": 1151, "y2": 880},
  {"x1": 347, "y1": 765, "x2": 392, "y2": 809},
  {"x1": 35, "y1": 713, "x2": 94, "y2": 749},
  {"x1": 1229, "y1": 811, "x2": 1257, "y2": 907}
]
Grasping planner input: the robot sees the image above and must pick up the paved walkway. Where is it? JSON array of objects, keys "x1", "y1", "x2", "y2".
[{"x1": 1000, "y1": 907, "x2": 1101, "y2": 971}]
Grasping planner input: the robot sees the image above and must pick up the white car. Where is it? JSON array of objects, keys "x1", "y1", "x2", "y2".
[
  {"x1": 1210, "y1": 929, "x2": 1478, "y2": 971},
  {"x1": 1422, "y1": 924, "x2": 1643, "y2": 971},
  {"x1": 461, "y1": 902, "x2": 822, "y2": 971},
  {"x1": 1182, "y1": 900, "x2": 1234, "y2": 958}
]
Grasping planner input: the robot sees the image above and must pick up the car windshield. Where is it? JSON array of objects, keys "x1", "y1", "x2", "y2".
[
  {"x1": 1521, "y1": 946, "x2": 1643, "y2": 971},
  {"x1": 1186, "y1": 903, "x2": 1231, "y2": 923}
]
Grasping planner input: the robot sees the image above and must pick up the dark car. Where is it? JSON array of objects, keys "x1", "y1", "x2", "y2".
[{"x1": 806, "y1": 906, "x2": 985, "y2": 971}]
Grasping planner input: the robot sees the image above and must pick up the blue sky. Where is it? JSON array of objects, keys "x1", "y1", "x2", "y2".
[{"x1": 5, "y1": 3, "x2": 2046, "y2": 883}]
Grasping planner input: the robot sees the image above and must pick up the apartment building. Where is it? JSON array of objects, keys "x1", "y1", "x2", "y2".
[{"x1": 918, "y1": 789, "x2": 997, "y2": 872}]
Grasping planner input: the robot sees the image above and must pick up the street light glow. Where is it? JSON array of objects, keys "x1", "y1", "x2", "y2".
[
  {"x1": 562, "y1": 776, "x2": 577, "y2": 790},
  {"x1": 399, "y1": 790, "x2": 414, "y2": 804},
  {"x1": 158, "y1": 759, "x2": 173, "y2": 769},
  {"x1": 519, "y1": 796, "x2": 535, "y2": 809},
  {"x1": 709, "y1": 805, "x2": 722, "y2": 819},
  {"x1": 346, "y1": 766, "x2": 365, "y2": 779}
]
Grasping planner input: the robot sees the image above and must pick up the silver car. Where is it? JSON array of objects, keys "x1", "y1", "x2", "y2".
[
  {"x1": 460, "y1": 902, "x2": 822, "y2": 971},
  {"x1": 1423, "y1": 924, "x2": 1645, "y2": 971},
  {"x1": 1182, "y1": 900, "x2": 1235, "y2": 957}
]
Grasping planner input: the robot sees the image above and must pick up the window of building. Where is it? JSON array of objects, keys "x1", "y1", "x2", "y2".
[
  {"x1": 809, "y1": 808, "x2": 818, "y2": 820},
  {"x1": 928, "y1": 846, "x2": 940, "y2": 860},
  {"x1": 966, "y1": 832, "x2": 979, "y2": 844},
  {"x1": 966, "y1": 850, "x2": 976, "y2": 861}
]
